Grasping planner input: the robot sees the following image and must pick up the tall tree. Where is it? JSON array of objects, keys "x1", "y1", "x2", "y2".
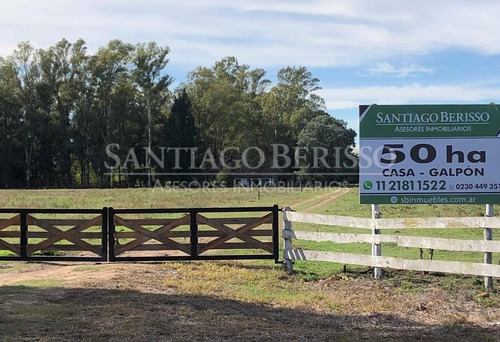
[
  {"x1": 260, "y1": 66, "x2": 325, "y2": 146},
  {"x1": 37, "y1": 39, "x2": 88, "y2": 186},
  {"x1": 72, "y1": 55, "x2": 95, "y2": 187},
  {"x1": 296, "y1": 114, "x2": 357, "y2": 182},
  {"x1": 132, "y1": 42, "x2": 172, "y2": 186},
  {"x1": 256, "y1": 66, "x2": 327, "y2": 176},
  {"x1": 186, "y1": 57, "x2": 270, "y2": 165},
  {"x1": 10, "y1": 42, "x2": 42, "y2": 187},
  {"x1": 164, "y1": 89, "x2": 196, "y2": 180},
  {"x1": 0, "y1": 57, "x2": 24, "y2": 187},
  {"x1": 89, "y1": 40, "x2": 134, "y2": 186}
]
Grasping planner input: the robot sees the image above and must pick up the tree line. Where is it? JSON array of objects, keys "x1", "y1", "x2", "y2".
[{"x1": 0, "y1": 39, "x2": 356, "y2": 188}]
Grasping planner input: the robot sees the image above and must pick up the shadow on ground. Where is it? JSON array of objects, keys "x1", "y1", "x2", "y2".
[{"x1": 0, "y1": 286, "x2": 498, "y2": 342}]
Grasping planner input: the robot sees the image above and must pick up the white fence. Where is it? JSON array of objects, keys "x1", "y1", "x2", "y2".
[{"x1": 283, "y1": 207, "x2": 500, "y2": 289}]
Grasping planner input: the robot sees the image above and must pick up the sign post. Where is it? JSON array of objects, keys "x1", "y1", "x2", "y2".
[{"x1": 485, "y1": 204, "x2": 494, "y2": 290}]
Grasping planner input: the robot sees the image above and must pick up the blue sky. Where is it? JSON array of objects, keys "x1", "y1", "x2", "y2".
[{"x1": 1, "y1": 0, "x2": 500, "y2": 137}]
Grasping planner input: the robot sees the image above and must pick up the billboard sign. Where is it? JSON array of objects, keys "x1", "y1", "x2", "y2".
[{"x1": 359, "y1": 104, "x2": 500, "y2": 204}]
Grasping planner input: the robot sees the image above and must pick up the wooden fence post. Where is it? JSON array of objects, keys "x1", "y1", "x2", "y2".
[
  {"x1": 485, "y1": 204, "x2": 494, "y2": 291},
  {"x1": 283, "y1": 207, "x2": 294, "y2": 273},
  {"x1": 372, "y1": 204, "x2": 382, "y2": 279},
  {"x1": 20, "y1": 210, "x2": 28, "y2": 260}
]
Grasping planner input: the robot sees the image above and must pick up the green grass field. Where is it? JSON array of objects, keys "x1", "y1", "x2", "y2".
[
  {"x1": 0, "y1": 186, "x2": 491, "y2": 215},
  {"x1": 0, "y1": 187, "x2": 313, "y2": 209}
]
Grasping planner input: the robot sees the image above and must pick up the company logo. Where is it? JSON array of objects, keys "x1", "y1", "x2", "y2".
[{"x1": 375, "y1": 111, "x2": 490, "y2": 125}]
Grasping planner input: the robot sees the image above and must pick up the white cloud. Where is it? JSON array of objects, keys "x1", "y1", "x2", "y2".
[
  {"x1": 367, "y1": 62, "x2": 433, "y2": 78},
  {"x1": 319, "y1": 83, "x2": 500, "y2": 110},
  {"x1": 1, "y1": 1, "x2": 500, "y2": 67}
]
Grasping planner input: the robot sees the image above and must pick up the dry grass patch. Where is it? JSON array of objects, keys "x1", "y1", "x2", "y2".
[
  {"x1": 160, "y1": 261, "x2": 500, "y2": 326},
  {"x1": 163, "y1": 262, "x2": 336, "y2": 311}
]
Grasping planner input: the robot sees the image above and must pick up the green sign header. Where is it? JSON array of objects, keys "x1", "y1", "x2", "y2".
[{"x1": 360, "y1": 104, "x2": 500, "y2": 139}]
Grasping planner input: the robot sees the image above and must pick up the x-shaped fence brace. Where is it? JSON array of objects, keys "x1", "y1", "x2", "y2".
[
  {"x1": 26, "y1": 215, "x2": 103, "y2": 255},
  {"x1": 113, "y1": 215, "x2": 191, "y2": 255},
  {"x1": 196, "y1": 213, "x2": 273, "y2": 254},
  {"x1": 0, "y1": 215, "x2": 21, "y2": 255}
]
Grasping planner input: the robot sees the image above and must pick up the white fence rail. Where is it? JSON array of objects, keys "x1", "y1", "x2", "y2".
[
  {"x1": 284, "y1": 211, "x2": 500, "y2": 230},
  {"x1": 283, "y1": 208, "x2": 500, "y2": 288}
]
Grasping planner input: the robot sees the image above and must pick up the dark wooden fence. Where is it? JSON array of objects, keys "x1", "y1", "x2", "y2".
[
  {"x1": 109, "y1": 206, "x2": 279, "y2": 262},
  {"x1": 0, "y1": 206, "x2": 279, "y2": 262},
  {"x1": 0, "y1": 209, "x2": 107, "y2": 262}
]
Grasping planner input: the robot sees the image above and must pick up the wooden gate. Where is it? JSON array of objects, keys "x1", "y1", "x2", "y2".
[
  {"x1": 109, "y1": 206, "x2": 279, "y2": 262},
  {"x1": 0, "y1": 206, "x2": 279, "y2": 262},
  {"x1": 0, "y1": 209, "x2": 107, "y2": 261}
]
